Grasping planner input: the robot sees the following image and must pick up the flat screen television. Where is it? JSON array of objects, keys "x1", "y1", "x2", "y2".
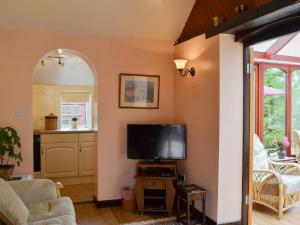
[{"x1": 127, "y1": 124, "x2": 186, "y2": 160}]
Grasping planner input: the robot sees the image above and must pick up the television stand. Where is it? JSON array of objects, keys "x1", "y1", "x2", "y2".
[{"x1": 135, "y1": 161, "x2": 177, "y2": 214}]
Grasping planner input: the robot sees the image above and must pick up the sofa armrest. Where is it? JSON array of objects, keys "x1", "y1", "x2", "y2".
[
  {"x1": 269, "y1": 160, "x2": 300, "y2": 175},
  {"x1": 55, "y1": 181, "x2": 64, "y2": 197},
  {"x1": 7, "y1": 179, "x2": 60, "y2": 205}
]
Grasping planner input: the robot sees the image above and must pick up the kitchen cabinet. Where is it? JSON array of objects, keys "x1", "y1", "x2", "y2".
[{"x1": 40, "y1": 132, "x2": 96, "y2": 179}]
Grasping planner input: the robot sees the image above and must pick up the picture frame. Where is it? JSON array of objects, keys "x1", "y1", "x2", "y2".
[{"x1": 119, "y1": 74, "x2": 160, "y2": 109}]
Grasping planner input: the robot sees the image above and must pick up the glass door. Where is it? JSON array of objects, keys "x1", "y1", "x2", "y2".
[{"x1": 262, "y1": 66, "x2": 288, "y2": 148}]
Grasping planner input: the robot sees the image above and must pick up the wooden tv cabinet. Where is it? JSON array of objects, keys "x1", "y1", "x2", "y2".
[{"x1": 135, "y1": 161, "x2": 177, "y2": 214}]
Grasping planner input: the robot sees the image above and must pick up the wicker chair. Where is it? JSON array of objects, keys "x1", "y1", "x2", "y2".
[
  {"x1": 292, "y1": 130, "x2": 300, "y2": 163},
  {"x1": 253, "y1": 134, "x2": 300, "y2": 219}
]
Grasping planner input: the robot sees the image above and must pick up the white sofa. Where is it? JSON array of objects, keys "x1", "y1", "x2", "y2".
[{"x1": 0, "y1": 178, "x2": 76, "y2": 225}]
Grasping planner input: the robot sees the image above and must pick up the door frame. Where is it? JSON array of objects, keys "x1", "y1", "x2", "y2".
[{"x1": 242, "y1": 45, "x2": 252, "y2": 225}]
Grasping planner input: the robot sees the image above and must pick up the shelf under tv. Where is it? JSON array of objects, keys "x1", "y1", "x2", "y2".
[{"x1": 135, "y1": 161, "x2": 177, "y2": 214}]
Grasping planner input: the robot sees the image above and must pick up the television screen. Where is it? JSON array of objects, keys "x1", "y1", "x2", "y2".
[{"x1": 127, "y1": 124, "x2": 186, "y2": 160}]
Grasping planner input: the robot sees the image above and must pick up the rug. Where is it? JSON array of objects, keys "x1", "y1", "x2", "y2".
[
  {"x1": 121, "y1": 217, "x2": 181, "y2": 225},
  {"x1": 122, "y1": 216, "x2": 202, "y2": 225}
]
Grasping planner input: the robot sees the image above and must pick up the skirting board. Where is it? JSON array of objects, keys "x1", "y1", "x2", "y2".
[
  {"x1": 93, "y1": 195, "x2": 122, "y2": 208},
  {"x1": 220, "y1": 222, "x2": 242, "y2": 225}
]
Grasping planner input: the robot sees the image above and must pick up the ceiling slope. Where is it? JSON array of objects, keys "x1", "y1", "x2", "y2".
[
  {"x1": 176, "y1": 0, "x2": 271, "y2": 44},
  {"x1": 0, "y1": 0, "x2": 195, "y2": 41}
]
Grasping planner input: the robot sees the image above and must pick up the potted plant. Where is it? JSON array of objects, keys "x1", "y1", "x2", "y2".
[
  {"x1": 0, "y1": 127, "x2": 22, "y2": 180},
  {"x1": 272, "y1": 136, "x2": 290, "y2": 159},
  {"x1": 71, "y1": 117, "x2": 78, "y2": 129}
]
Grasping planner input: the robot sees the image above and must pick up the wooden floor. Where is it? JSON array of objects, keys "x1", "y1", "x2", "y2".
[
  {"x1": 253, "y1": 202, "x2": 300, "y2": 225},
  {"x1": 69, "y1": 190, "x2": 300, "y2": 225},
  {"x1": 75, "y1": 203, "x2": 172, "y2": 225},
  {"x1": 61, "y1": 183, "x2": 95, "y2": 203}
]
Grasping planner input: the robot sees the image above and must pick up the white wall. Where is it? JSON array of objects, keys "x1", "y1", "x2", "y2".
[
  {"x1": 174, "y1": 34, "x2": 244, "y2": 223},
  {"x1": 217, "y1": 34, "x2": 243, "y2": 223}
]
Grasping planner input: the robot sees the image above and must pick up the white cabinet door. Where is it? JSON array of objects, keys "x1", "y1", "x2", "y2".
[
  {"x1": 41, "y1": 143, "x2": 79, "y2": 178},
  {"x1": 79, "y1": 142, "x2": 96, "y2": 176}
]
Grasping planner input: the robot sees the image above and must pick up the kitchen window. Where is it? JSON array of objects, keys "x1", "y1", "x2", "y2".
[{"x1": 60, "y1": 92, "x2": 92, "y2": 128}]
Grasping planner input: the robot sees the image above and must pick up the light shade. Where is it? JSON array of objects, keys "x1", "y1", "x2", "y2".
[{"x1": 174, "y1": 59, "x2": 187, "y2": 70}]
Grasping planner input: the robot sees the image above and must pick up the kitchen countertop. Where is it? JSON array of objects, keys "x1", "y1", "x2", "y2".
[{"x1": 34, "y1": 128, "x2": 97, "y2": 135}]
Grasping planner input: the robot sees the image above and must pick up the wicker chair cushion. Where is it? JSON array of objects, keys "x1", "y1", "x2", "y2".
[
  {"x1": 292, "y1": 130, "x2": 300, "y2": 155},
  {"x1": 281, "y1": 175, "x2": 300, "y2": 195},
  {"x1": 253, "y1": 134, "x2": 269, "y2": 170}
]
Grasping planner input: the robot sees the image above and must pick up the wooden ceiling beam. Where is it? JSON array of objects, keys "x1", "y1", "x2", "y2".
[
  {"x1": 176, "y1": 0, "x2": 258, "y2": 44},
  {"x1": 176, "y1": 0, "x2": 300, "y2": 45}
]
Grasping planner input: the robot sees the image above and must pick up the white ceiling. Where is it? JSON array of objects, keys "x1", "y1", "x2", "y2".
[
  {"x1": 252, "y1": 32, "x2": 300, "y2": 58},
  {"x1": 278, "y1": 33, "x2": 300, "y2": 57},
  {"x1": 0, "y1": 0, "x2": 195, "y2": 41},
  {"x1": 252, "y1": 39, "x2": 278, "y2": 52},
  {"x1": 34, "y1": 50, "x2": 95, "y2": 86}
]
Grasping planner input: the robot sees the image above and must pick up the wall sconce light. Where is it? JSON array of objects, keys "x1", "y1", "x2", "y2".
[{"x1": 174, "y1": 59, "x2": 196, "y2": 77}]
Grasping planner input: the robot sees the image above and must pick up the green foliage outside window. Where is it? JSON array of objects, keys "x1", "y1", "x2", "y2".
[
  {"x1": 262, "y1": 68, "x2": 300, "y2": 151},
  {"x1": 263, "y1": 68, "x2": 286, "y2": 148}
]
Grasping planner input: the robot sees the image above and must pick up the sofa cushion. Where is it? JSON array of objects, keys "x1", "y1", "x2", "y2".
[
  {"x1": 281, "y1": 175, "x2": 300, "y2": 195},
  {"x1": 28, "y1": 215, "x2": 76, "y2": 225},
  {"x1": 0, "y1": 178, "x2": 29, "y2": 225},
  {"x1": 28, "y1": 197, "x2": 75, "y2": 223}
]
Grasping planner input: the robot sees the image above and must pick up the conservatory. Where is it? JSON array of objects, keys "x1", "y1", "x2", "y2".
[{"x1": 253, "y1": 32, "x2": 300, "y2": 157}]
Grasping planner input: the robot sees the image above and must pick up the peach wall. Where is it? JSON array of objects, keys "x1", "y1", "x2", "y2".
[
  {"x1": 174, "y1": 34, "x2": 243, "y2": 222},
  {"x1": 218, "y1": 34, "x2": 243, "y2": 223},
  {"x1": 0, "y1": 29, "x2": 244, "y2": 221},
  {"x1": 0, "y1": 29, "x2": 174, "y2": 200},
  {"x1": 174, "y1": 35, "x2": 220, "y2": 221}
]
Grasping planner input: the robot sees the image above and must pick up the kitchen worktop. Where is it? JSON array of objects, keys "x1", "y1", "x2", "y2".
[{"x1": 34, "y1": 128, "x2": 97, "y2": 135}]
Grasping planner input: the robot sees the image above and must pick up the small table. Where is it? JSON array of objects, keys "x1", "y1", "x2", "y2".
[
  {"x1": 176, "y1": 184, "x2": 207, "y2": 225},
  {"x1": 270, "y1": 156, "x2": 297, "y2": 163}
]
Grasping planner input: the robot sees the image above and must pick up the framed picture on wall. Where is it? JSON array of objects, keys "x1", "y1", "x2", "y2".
[{"x1": 119, "y1": 74, "x2": 160, "y2": 109}]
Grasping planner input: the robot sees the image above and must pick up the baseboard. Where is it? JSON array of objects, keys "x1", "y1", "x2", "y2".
[
  {"x1": 190, "y1": 207, "x2": 217, "y2": 225},
  {"x1": 218, "y1": 221, "x2": 242, "y2": 225},
  {"x1": 93, "y1": 195, "x2": 122, "y2": 208}
]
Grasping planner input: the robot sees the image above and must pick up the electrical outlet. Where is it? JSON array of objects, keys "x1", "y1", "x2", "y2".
[
  {"x1": 178, "y1": 173, "x2": 186, "y2": 182},
  {"x1": 15, "y1": 108, "x2": 25, "y2": 117}
]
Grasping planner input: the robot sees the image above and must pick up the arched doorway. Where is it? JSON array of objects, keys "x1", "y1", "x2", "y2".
[{"x1": 32, "y1": 49, "x2": 98, "y2": 203}]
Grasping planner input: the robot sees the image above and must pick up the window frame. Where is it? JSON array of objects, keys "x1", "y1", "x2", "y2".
[
  {"x1": 255, "y1": 62, "x2": 300, "y2": 156},
  {"x1": 60, "y1": 91, "x2": 92, "y2": 129}
]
